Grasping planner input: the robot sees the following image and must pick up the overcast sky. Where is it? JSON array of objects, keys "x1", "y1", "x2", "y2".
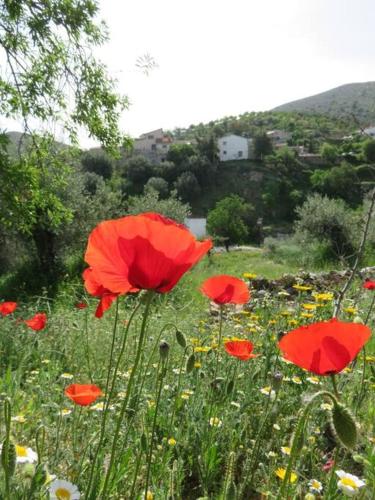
[{"x1": 2, "y1": 0, "x2": 375, "y2": 147}]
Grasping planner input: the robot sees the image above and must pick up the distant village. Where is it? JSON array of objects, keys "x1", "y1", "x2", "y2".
[{"x1": 132, "y1": 126, "x2": 375, "y2": 165}]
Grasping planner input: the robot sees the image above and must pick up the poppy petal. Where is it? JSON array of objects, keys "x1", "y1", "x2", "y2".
[
  {"x1": 200, "y1": 275, "x2": 250, "y2": 305},
  {"x1": 278, "y1": 319, "x2": 371, "y2": 375}
]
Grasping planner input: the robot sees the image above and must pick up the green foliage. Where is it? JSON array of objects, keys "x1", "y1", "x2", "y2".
[
  {"x1": 363, "y1": 139, "x2": 375, "y2": 163},
  {"x1": 174, "y1": 171, "x2": 201, "y2": 201},
  {"x1": 253, "y1": 133, "x2": 273, "y2": 159},
  {"x1": 166, "y1": 143, "x2": 196, "y2": 165},
  {"x1": 145, "y1": 176, "x2": 169, "y2": 198},
  {"x1": 126, "y1": 187, "x2": 191, "y2": 224},
  {"x1": 310, "y1": 162, "x2": 361, "y2": 206},
  {"x1": 295, "y1": 194, "x2": 356, "y2": 261},
  {"x1": 0, "y1": 0, "x2": 127, "y2": 154},
  {"x1": 81, "y1": 150, "x2": 113, "y2": 179},
  {"x1": 207, "y1": 195, "x2": 254, "y2": 246},
  {"x1": 320, "y1": 142, "x2": 338, "y2": 163},
  {"x1": 171, "y1": 111, "x2": 352, "y2": 148},
  {"x1": 0, "y1": 134, "x2": 75, "y2": 236},
  {"x1": 123, "y1": 156, "x2": 153, "y2": 192}
]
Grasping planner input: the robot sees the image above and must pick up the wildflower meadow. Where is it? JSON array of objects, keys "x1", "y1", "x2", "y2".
[{"x1": 0, "y1": 211, "x2": 374, "y2": 499}]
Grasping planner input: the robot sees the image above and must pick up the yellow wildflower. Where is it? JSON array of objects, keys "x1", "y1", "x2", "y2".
[
  {"x1": 168, "y1": 438, "x2": 177, "y2": 446},
  {"x1": 275, "y1": 468, "x2": 297, "y2": 483},
  {"x1": 302, "y1": 303, "x2": 317, "y2": 311},
  {"x1": 292, "y1": 284, "x2": 312, "y2": 291}
]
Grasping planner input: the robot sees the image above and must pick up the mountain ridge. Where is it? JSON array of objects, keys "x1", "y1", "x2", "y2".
[{"x1": 272, "y1": 81, "x2": 375, "y2": 124}]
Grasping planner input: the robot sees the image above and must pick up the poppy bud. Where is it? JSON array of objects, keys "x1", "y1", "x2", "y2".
[
  {"x1": 186, "y1": 354, "x2": 196, "y2": 373},
  {"x1": 272, "y1": 371, "x2": 283, "y2": 391},
  {"x1": 330, "y1": 402, "x2": 358, "y2": 449},
  {"x1": 175, "y1": 330, "x2": 187, "y2": 348},
  {"x1": 159, "y1": 341, "x2": 170, "y2": 360}
]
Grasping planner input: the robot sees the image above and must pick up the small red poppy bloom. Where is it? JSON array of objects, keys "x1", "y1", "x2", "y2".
[
  {"x1": 225, "y1": 340, "x2": 257, "y2": 360},
  {"x1": 200, "y1": 275, "x2": 250, "y2": 305},
  {"x1": 0, "y1": 301, "x2": 17, "y2": 316},
  {"x1": 65, "y1": 383, "x2": 102, "y2": 406},
  {"x1": 24, "y1": 312, "x2": 47, "y2": 331},
  {"x1": 278, "y1": 318, "x2": 371, "y2": 376},
  {"x1": 363, "y1": 279, "x2": 375, "y2": 290},
  {"x1": 83, "y1": 268, "x2": 119, "y2": 318},
  {"x1": 75, "y1": 301, "x2": 87, "y2": 309},
  {"x1": 84, "y1": 212, "x2": 212, "y2": 294}
]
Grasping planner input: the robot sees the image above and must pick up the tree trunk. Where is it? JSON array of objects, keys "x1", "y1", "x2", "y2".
[{"x1": 32, "y1": 226, "x2": 57, "y2": 274}]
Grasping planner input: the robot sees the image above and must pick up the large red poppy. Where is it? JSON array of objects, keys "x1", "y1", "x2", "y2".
[
  {"x1": 65, "y1": 384, "x2": 102, "y2": 406},
  {"x1": 24, "y1": 313, "x2": 47, "y2": 331},
  {"x1": 363, "y1": 280, "x2": 375, "y2": 290},
  {"x1": 83, "y1": 268, "x2": 118, "y2": 318},
  {"x1": 278, "y1": 318, "x2": 371, "y2": 375},
  {"x1": 84, "y1": 212, "x2": 212, "y2": 294},
  {"x1": 225, "y1": 340, "x2": 257, "y2": 360},
  {"x1": 200, "y1": 275, "x2": 250, "y2": 305},
  {"x1": 0, "y1": 301, "x2": 17, "y2": 316}
]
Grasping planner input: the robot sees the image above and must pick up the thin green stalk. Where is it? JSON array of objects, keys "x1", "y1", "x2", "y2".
[
  {"x1": 277, "y1": 391, "x2": 337, "y2": 500},
  {"x1": 239, "y1": 391, "x2": 276, "y2": 498},
  {"x1": 115, "y1": 322, "x2": 173, "y2": 462},
  {"x1": 144, "y1": 354, "x2": 169, "y2": 498},
  {"x1": 169, "y1": 346, "x2": 189, "y2": 430},
  {"x1": 85, "y1": 298, "x2": 121, "y2": 497},
  {"x1": 330, "y1": 374, "x2": 340, "y2": 400},
  {"x1": 3, "y1": 400, "x2": 12, "y2": 500},
  {"x1": 355, "y1": 293, "x2": 375, "y2": 412},
  {"x1": 100, "y1": 291, "x2": 154, "y2": 499},
  {"x1": 84, "y1": 306, "x2": 93, "y2": 382}
]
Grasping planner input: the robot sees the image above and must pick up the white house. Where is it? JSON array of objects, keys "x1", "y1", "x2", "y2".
[
  {"x1": 185, "y1": 218, "x2": 207, "y2": 238},
  {"x1": 218, "y1": 134, "x2": 251, "y2": 161}
]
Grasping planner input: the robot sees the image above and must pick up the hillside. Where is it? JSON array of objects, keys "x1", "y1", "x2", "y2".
[{"x1": 273, "y1": 82, "x2": 375, "y2": 124}]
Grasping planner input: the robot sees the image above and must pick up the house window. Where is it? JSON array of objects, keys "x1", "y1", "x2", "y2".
[
  {"x1": 223, "y1": 150, "x2": 227, "y2": 155},
  {"x1": 151, "y1": 144, "x2": 156, "y2": 151},
  {"x1": 148, "y1": 135, "x2": 154, "y2": 139},
  {"x1": 238, "y1": 151, "x2": 243, "y2": 158}
]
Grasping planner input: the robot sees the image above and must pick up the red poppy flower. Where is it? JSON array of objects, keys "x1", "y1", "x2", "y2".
[
  {"x1": 363, "y1": 279, "x2": 375, "y2": 290},
  {"x1": 75, "y1": 301, "x2": 87, "y2": 309},
  {"x1": 225, "y1": 340, "x2": 257, "y2": 360},
  {"x1": 83, "y1": 268, "x2": 119, "y2": 318},
  {"x1": 84, "y1": 212, "x2": 212, "y2": 294},
  {"x1": 278, "y1": 318, "x2": 371, "y2": 376},
  {"x1": 200, "y1": 275, "x2": 250, "y2": 305},
  {"x1": 65, "y1": 383, "x2": 102, "y2": 406},
  {"x1": 24, "y1": 313, "x2": 47, "y2": 331},
  {"x1": 0, "y1": 301, "x2": 17, "y2": 316}
]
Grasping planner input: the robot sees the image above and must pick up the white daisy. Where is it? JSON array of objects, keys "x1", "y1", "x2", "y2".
[
  {"x1": 12, "y1": 445, "x2": 38, "y2": 464},
  {"x1": 336, "y1": 470, "x2": 365, "y2": 497},
  {"x1": 308, "y1": 479, "x2": 323, "y2": 493},
  {"x1": 49, "y1": 479, "x2": 80, "y2": 499}
]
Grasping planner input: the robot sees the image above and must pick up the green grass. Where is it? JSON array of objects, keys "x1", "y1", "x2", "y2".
[{"x1": 0, "y1": 250, "x2": 374, "y2": 499}]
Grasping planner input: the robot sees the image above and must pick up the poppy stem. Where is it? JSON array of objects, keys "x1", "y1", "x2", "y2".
[
  {"x1": 356, "y1": 293, "x2": 375, "y2": 412},
  {"x1": 240, "y1": 391, "x2": 276, "y2": 497},
  {"x1": 85, "y1": 299, "x2": 140, "y2": 498},
  {"x1": 144, "y1": 352, "x2": 169, "y2": 497},
  {"x1": 100, "y1": 291, "x2": 154, "y2": 499},
  {"x1": 330, "y1": 374, "x2": 340, "y2": 400}
]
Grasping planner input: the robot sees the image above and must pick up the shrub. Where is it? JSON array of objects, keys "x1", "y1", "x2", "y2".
[
  {"x1": 127, "y1": 187, "x2": 191, "y2": 223},
  {"x1": 295, "y1": 194, "x2": 356, "y2": 262}
]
